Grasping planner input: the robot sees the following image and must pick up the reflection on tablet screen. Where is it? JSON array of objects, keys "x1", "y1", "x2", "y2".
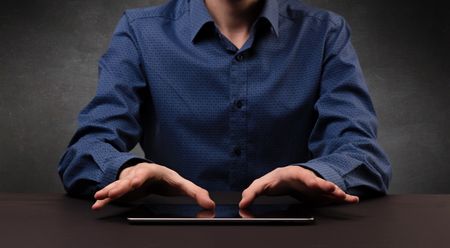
[{"x1": 127, "y1": 204, "x2": 314, "y2": 224}]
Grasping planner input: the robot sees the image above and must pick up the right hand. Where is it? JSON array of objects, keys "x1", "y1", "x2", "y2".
[
  {"x1": 92, "y1": 162, "x2": 215, "y2": 210},
  {"x1": 239, "y1": 165, "x2": 359, "y2": 209}
]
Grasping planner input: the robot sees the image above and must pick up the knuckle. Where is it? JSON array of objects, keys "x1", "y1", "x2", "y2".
[
  {"x1": 169, "y1": 170, "x2": 180, "y2": 179},
  {"x1": 169, "y1": 177, "x2": 184, "y2": 189},
  {"x1": 125, "y1": 178, "x2": 137, "y2": 190},
  {"x1": 305, "y1": 179, "x2": 318, "y2": 188},
  {"x1": 199, "y1": 188, "x2": 208, "y2": 196},
  {"x1": 262, "y1": 183, "x2": 271, "y2": 192},
  {"x1": 253, "y1": 178, "x2": 264, "y2": 185},
  {"x1": 131, "y1": 174, "x2": 142, "y2": 183},
  {"x1": 242, "y1": 188, "x2": 253, "y2": 197},
  {"x1": 241, "y1": 190, "x2": 248, "y2": 197},
  {"x1": 134, "y1": 166, "x2": 146, "y2": 175},
  {"x1": 161, "y1": 167, "x2": 177, "y2": 180},
  {"x1": 191, "y1": 188, "x2": 200, "y2": 198}
]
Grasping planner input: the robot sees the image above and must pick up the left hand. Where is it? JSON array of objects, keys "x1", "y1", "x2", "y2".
[
  {"x1": 239, "y1": 165, "x2": 359, "y2": 208},
  {"x1": 92, "y1": 162, "x2": 215, "y2": 210}
]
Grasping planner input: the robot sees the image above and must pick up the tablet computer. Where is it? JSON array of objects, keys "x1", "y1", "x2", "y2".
[{"x1": 127, "y1": 203, "x2": 314, "y2": 224}]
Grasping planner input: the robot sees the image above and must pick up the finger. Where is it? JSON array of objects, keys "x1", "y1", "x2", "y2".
[
  {"x1": 182, "y1": 181, "x2": 216, "y2": 209},
  {"x1": 91, "y1": 198, "x2": 112, "y2": 210},
  {"x1": 319, "y1": 186, "x2": 359, "y2": 204},
  {"x1": 194, "y1": 190, "x2": 216, "y2": 209},
  {"x1": 94, "y1": 181, "x2": 121, "y2": 200},
  {"x1": 309, "y1": 177, "x2": 359, "y2": 204},
  {"x1": 324, "y1": 185, "x2": 346, "y2": 199},
  {"x1": 344, "y1": 194, "x2": 359, "y2": 203},
  {"x1": 129, "y1": 173, "x2": 147, "y2": 189},
  {"x1": 288, "y1": 169, "x2": 334, "y2": 196},
  {"x1": 92, "y1": 180, "x2": 134, "y2": 210},
  {"x1": 167, "y1": 171, "x2": 215, "y2": 209},
  {"x1": 239, "y1": 190, "x2": 255, "y2": 209},
  {"x1": 107, "y1": 164, "x2": 159, "y2": 199},
  {"x1": 288, "y1": 177, "x2": 333, "y2": 198},
  {"x1": 320, "y1": 192, "x2": 359, "y2": 204},
  {"x1": 290, "y1": 174, "x2": 356, "y2": 204},
  {"x1": 239, "y1": 179, "x2": 266, "y2": 209},
  {"x1": 107, "y1": 178, "x2": 136, "y2": 199},
  {"x1": 299, "y1": 174, "x2": 345, "y2": 198},
  {"x1": 313, "y1": 178, "x2": 337, "y2": 193},
  {"x1": 125, "y1": 164, "x2": 159, "y2": 190},
  {"x1": 329, "y1": 186, "x2": 357, "y2": 202}
]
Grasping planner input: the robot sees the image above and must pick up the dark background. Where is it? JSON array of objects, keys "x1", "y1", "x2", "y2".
[{"x1": 0, "y1": 0, "x2": 449, "y2": 193}]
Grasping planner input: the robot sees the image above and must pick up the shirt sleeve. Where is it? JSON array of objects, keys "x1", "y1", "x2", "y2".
[
  {"x1": 296, "y1": 16, "x2": 392, "y2": 197},
  {"x1": 57, "y1": 13, "x2": 152, "y2": 198}
]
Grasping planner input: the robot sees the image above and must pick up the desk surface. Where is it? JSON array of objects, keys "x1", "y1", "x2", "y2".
[{"x1": 0, "y1": 193, "x2": 449, "y2": 248}]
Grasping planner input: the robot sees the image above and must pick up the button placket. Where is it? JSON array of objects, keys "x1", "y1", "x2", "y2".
[{"x1": 228, "y1": 51, "x2": 249, "y2": 190}]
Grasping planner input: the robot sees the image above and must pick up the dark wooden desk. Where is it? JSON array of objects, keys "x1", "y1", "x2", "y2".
[{"x1": 0, "y1": 193, "x2": 449, "y2": 248}]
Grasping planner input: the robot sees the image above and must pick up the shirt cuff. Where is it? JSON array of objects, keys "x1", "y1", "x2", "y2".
[
  {"x1": 292, "y1": 160, "x2": 346, "y2": 191},
  {"x1": 100, "y1": 153, "x2": 153, "y2": 188}
]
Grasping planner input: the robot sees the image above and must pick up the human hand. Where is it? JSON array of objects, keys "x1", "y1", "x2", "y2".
[
  {"x1": 92, "y1": 162, "x2": 215, "y2": 210},
  {"x1": 239, "y1": 165, "x2": 359, "y2": 209}
]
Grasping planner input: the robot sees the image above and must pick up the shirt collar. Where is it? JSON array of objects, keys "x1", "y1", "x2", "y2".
[
  {"x1": 189, "y1": 0, "x2": 280, "y2": 43},
  {"x1": 259, "y1": 0, "x2": 280, "y2": 37},
  {"x1": 189, "y1": 0, "x2": 215, "y2": 42}
]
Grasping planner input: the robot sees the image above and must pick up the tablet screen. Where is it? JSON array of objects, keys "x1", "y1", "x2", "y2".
[{"x1": 127, "y1": 204, "x2": 314, "y2": 224}]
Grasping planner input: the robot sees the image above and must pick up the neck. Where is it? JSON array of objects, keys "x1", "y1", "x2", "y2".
[{"x1": 204, "y1": 0, "x2": 263, "y2": 48}]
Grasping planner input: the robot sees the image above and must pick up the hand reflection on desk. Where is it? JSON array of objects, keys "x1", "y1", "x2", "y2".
[{"x1": 128, "y1": 204, "x2": 311, "y2": 219}]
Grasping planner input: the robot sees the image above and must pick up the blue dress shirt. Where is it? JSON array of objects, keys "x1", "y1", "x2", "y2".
[{"x1": 58, "y1": 0, "x2": 392, "y2": 198}]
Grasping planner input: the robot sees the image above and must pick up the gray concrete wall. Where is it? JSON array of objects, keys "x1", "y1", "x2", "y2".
[{"x1": 0, "y1": 0, "x2": 449, "y2": 193}]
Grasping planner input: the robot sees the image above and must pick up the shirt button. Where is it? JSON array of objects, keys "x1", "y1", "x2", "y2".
[
  {"x1": 236, "y1": 54, "x2": 244, "y2": 61},
  {"x1": 233, "y1": 146, "x2": 241, "y2": 156},
  {"x1": 235, "y1": 100, "x2": 243, "y2": 109}
]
